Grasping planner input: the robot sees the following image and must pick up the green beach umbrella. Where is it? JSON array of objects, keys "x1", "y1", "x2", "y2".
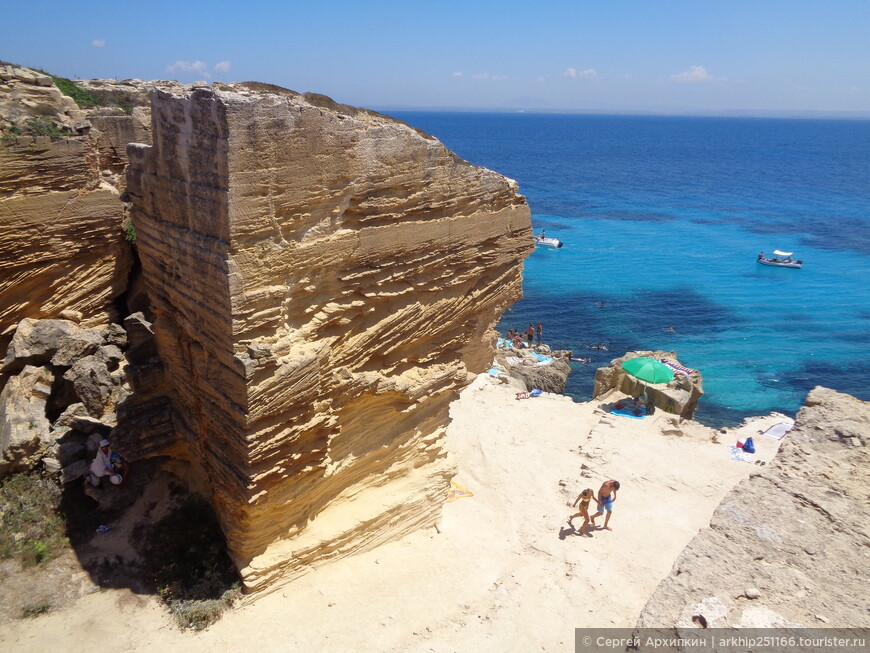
[{"x1": 621, "y1": 357, "x2": 675, "y2": 384}]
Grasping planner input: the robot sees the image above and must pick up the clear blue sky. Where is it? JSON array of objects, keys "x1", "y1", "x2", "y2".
[{"x1": 4, "y1": 0, "x2": 868, "y2": 115}]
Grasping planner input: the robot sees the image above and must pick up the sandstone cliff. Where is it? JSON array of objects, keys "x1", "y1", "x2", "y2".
[
  {"x1": 636, "y1": 387, "x2": 869, "y2": 629},
  {"x1": 125, "y1": 86, "x2": 533, "y2": 591},
  {"x1": 0, "y1": 65, "x2": 149, "y2": 339}
]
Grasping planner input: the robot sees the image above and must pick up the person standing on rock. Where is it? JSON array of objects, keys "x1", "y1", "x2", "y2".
[
  {"x1": 525, "y1": 324, "x2": 535, "y2": 347},
  {"x1": 590, "y1": 480, "x2": 620, "y2": 531},
  {"x1": 536, "y1": 321, "x2": 543, "y2": 346}
]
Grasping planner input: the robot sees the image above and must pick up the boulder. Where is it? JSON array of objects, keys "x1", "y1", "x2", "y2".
[
  {"x1": 50, "y1": 329, "x2": 104, "y2": 366},
  {"x1": 61, "y1": 458, "x2": 90, "y2": 484},
  {"x1": 123, "y1": 312, "x2": 154, "y2": 347},
  {"x1": 63, "y1": 355, "x2": 115, "y2": 417},
  {"x1": 500, "y1": 349, "x2": 573, "y2": 393},
  {"x1": 53, "y1": 402, "x2": 89, "y2": 428},
  {"x1": 2, "y1": 318, "x2": 79, "y2": 372},
  {"x1": 0, "y1": 365, "x2": 54, "y2": 476},
  {"x1": 66, "y1": 415, "x2": 113, "y2": 436},
  {"x1": 96, "y1": 344, "x2": 124, "y2": 368},
  {"x1": 58, "y1": 435, "x2": 88, "y2": 464},
  {"x1": 593, "y1": 350, "x2": 704, "y2": 419},
  {"x1": 101, "y1": 323, "x2": 128, "y2": 348},
  {"x1": 59, "y1": 309, "x2": 84, "y2": 323}
]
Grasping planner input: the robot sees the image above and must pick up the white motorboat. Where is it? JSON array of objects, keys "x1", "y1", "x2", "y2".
[
  {"x1": 534, "y1": 235, "x2": 563, "y2": 248},
  {"x1": 757, "y1": 249, "x2": 802, "y2": 268}
]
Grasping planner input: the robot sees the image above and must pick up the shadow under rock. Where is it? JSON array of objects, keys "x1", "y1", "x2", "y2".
[{"x1": 58, "y1": 456, "x2": 240, "y2": 603}]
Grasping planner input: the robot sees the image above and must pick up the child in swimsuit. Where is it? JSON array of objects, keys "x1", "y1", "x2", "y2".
[{"x1": 568, "y1": 488, "x2": 595, "y2": 537}]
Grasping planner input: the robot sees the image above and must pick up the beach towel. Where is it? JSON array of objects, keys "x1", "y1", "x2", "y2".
[
  {"x1": 761, "y1": 421, "x2": 794, "y2": 440},
  {"x1": 611, "y1": 407, "x2": 647, "y2": 419},
  {"x1": 446, "y1": 480, "x2": 474, "y2": 502},
  {"x1": 530, "y1": 389, "x2": 543, "y2": 397},
  {"x1": 506, "y1": 356, "x2": 525, "y2": 366},
  {"x1": 729, "y1": 445, "x2": 754, "y2": 463},
  {"x1": 659, "y1": 359, "x2": 695, "y2": 375},
  {"x1": 487, "y1": 367, "x2": 500, "y2": 376}
]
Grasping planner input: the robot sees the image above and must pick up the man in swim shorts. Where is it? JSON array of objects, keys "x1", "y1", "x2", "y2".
[{"x1": 590, "y1": 480, "x2": 620, "y2": 531}]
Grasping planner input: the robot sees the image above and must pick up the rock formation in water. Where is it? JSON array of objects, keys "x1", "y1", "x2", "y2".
[
  {"x1": 593, "y1": 350, "x2": 703, "y2": 418},
  {"x1": 124, "y1": 85, "x2": 533, "y2": 591},
  {"x1": 636, "y1": 387, "x2": 869, "y2": 629},
  {"x1": 493, "y1": 345, "x2": 573, "y2": 394}
]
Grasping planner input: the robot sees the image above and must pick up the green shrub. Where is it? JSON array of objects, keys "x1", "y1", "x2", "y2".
[
  {"x1": 123, "y1": 221, "x2": 136, "y2": 245},
  {"x1": 21, "y1": 602, "x2": 52, "y2": 618},
  {"x1": 168, "y1": 586, "x2": 241, "y2": 631},
  {"x1": 115, "y1": 100, "x2": 134, "y2": 115},
  {"x1": 34, "y1": 69, "x2": 101, "y2": 109},
  {"x1": 0, "y1": 473, "x2": 68, "y2": 567},
  {"x1": 24, "y1": 117, "x2": 72, "y2": 139},
  {"x1": 137, "y1": 496, "x2": 241, "y2": 630}
]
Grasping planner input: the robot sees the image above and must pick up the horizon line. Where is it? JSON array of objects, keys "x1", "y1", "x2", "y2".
[{"x1": 371, "y1": 105, "x2": 870, "y2": 121}]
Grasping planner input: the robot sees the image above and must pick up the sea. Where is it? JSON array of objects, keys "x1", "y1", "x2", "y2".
[{"x1": 387, "y1": 111, "x2": 870, "y2": 427}]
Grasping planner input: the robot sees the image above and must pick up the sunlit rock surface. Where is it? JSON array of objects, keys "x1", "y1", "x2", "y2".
[
  {"x1": 126, "y1": 86, "x2": 533, "y2": 591},
  {"x1": 0, "y1": 66, "x2": 144, "y2": 338}
]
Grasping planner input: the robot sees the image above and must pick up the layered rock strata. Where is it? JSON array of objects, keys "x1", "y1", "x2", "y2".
[
  {"x1": 126, "y1": 87, "x2": 533, "y2": 591},
  {"x1": 636, "y1": 387, "x2": 869, "y2": 629},
  {"x1": 0, "y1": 66, "x2": 142, "y2": 338},
  {"x1": 593, "y1": 350, "x2": 703, "y2": 418}
]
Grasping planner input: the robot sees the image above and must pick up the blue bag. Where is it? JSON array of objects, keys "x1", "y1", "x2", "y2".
[{"x1": 742, "y1": 437, "x2": 755, "y2": 454}]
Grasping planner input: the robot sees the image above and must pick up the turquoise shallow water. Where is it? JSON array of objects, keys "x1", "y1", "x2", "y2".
[{"x1": 388, "y1": 112, "x2": 870, "y2": 426}]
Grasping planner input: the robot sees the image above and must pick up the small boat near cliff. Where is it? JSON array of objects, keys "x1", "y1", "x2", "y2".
[
  {"x1": 757, "y1": 249, "x2": 802, "y2": 268},
  {"x1": 534, "y1": 232, "x2": 563, "y2": 248}
]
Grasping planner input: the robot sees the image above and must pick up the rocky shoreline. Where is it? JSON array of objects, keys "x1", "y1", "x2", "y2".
[{"x1": 637, "y1": 386, "x2": 869, "y2": 630}]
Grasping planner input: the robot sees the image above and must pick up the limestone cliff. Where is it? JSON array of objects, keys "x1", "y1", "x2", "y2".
[
  {"x1": 636, "y1": 387, "x2": 869, "y2": 629},
  {"x1": 125, "y1": 86, "x2": 533, "y2": 591},
  {"x1": 0, "y1": 65, "x2": 147, "y2": 338}
]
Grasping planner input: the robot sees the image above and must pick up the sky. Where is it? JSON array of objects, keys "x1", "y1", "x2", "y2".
[{"x1": 3, "y1": 0, "x2": 869, "y2": 116}]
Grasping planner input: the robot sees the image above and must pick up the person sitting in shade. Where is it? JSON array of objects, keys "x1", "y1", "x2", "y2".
[{"x1": 89, "y1": 439, "x2": 125, "y2": 486}]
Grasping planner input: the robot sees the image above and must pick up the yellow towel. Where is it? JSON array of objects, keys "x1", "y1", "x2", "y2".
[{"x1": 446, "y1": 480, "x2": 473, "y2": 502}]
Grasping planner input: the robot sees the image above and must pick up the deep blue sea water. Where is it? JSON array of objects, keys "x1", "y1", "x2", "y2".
[{"x1": 388, "y1": 111, "x2": 870, "y2": 427}]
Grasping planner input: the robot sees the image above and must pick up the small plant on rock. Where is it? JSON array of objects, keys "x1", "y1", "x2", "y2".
[
  {"x1": 21, "y1": 602, "x2": 52, "y2": 618},
  {"x1": 123, "y1": 220, "x2": 137, "y2": 245},
  {"x1": 24, "y1": 117, "x2": 72, "y2": 139}
]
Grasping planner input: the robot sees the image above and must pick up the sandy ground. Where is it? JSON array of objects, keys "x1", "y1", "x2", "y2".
[{"x1": 0, "y1": 376, "x2": 788, "y2": 653}]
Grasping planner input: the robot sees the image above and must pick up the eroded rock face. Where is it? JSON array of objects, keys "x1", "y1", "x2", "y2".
[
  {"x1": 0, "y1": 364, "x2": 53, "y2": 476},
  {"x1": 636, "y1": 387, "x2": 870, "y2": 629},
  {"x1": 126, "y1": 87, "x2": 533, "y2": 591},
  {"x1": 0, "y1": 66, "x2": 139, "y2": 338}
]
